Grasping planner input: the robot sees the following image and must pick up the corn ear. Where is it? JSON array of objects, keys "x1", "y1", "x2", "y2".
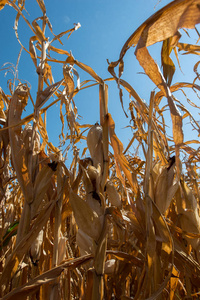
[
  {"x1": 31, "y1": 164, "x2": 56, "y2": 217},
  {"x1": 104, "y1": 259, "x2": 116, "y2": 275},
  {"x1": 69, "y1": 190, "x2": 103, "y2": 241},
  {"x1": 105, "y1": 180, "x2": 121, "y2": 208},
  {"x1": 87, "y1": 123, "x2": 104, "y2": 169},
  {"x1": 30, "y1": 229, "x2": 43, "y2": 264},
  {"x1": 86, "y1": 192, "x2": 104, "y2": 217},
  {"x1": 57, "y1": 233, "x2": 67, "y2": 265},
  {"x1": 8, "y1": 84, "x2": 33, "y2": 204},
  {"x1": 154, "y1": 160, "x2": 178, "y2": 214},
  {"x1": 176, "y1": 180, "x2": 200, "y2": 262},
  {"x1": 76, "y1": 229, "x2": 94, "y2": 255}
]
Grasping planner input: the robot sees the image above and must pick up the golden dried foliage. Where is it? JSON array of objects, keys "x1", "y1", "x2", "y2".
[{"x1": 0, "y1": 0, "x2": 200, "y2": 299}]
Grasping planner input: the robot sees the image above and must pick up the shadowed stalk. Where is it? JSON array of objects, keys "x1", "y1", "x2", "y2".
[
  {"x1": 90, "y1": 83, "x2": 109, "y2": 300},
  {"x1": 51, "y1": 163, "x2": 65, "y2": 298}
]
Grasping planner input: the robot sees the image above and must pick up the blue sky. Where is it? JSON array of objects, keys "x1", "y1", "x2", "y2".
[{"x1": 0, "y1": 0, "x2": 200, "y2": 161}]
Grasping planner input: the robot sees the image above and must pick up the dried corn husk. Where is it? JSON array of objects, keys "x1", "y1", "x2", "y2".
[
  {"x1": 176, "y1": 179, "x2": 200, "y2": 263},
  {"x1": 87, "y1": 123, "x2": 104, "y2": 169},
  {"x1": 105, "y1": 180, "x2": 121, "y2": 208},
  {"x1": 4, "y1": 204, "x2": 15, "y2": 229},
  {"x1": 154, "y1": 159, "x2": 179, "y2": 214},
  {"x1": 81, "y1": 164, "x2": 104, "y2": 215},
  {"x1": 30, "y1": 229, "x2": 43, "y2": 265},
  {"x1": 104, "y1": 259, "x2": 116, "y2": 275},
  {"x1": 87, "y1": 165, "x2": 101, "y2": 192},
  {"x1": 69, "y1": 190, "x2": 103, "y2": 242},
  {"x1": 57, "y1": 233, "x2": 67, "y2": 265},
  {"x1": 86, "y1": 192, "x2": 104, "y2": 217},
  {"x1": 8, "y1": 84, "x2": 33, "y2": 204},
  {"x1": 82, "y1": 164, "x2": 101, "y2": 193},
  {"x1": 76, "y1": 228, "x2": 94, "y2": 255},
  {"x1": 22, "y1": 123, "x2": 40, "y2": 182}
]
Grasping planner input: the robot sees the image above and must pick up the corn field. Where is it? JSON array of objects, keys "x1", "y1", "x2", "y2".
[{"x1": 1, "y1": 0, "x2": 200, "y2": 299}]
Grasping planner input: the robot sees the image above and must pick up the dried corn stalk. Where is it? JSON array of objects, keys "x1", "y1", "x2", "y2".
[{"x1": 1, "y1": 0, "x2": 200, "y2": 299}]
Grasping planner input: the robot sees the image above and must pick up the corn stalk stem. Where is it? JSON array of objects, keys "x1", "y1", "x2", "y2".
[
  {"x1": 144, "y1": 91, "x2": 154, "y2": 198},
  {"x1": 91, "y1": 83, "x2": 109, "y2": 300},
  {"x1": 30, "y1": 13, "x2": 47, "y2": 185},
  {"x1": 144, "y1": 92, "x2": 154, "y2": 241},
  {"x1": 53, "y1": 168, "x2": 65, "y2": 267},
  {"x1": 99, "y1": 83, "x2": 109, "y2": 190},
  {"x1": 92, "y1": 213, "x2": 108, "y2": 300}
]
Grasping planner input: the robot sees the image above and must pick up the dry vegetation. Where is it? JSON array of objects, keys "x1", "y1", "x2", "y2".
[{"x1": 1, "y1": 0, "x2": 200, "y2": 299}]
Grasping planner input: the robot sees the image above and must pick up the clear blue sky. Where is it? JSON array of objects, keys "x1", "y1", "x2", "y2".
[{"x1": 0, "y1": 0, "x2": 199, "y2": 161}]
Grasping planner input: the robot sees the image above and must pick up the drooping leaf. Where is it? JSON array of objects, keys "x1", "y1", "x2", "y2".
[
  {"x1": 36, "y1": 0, "x2": 46, "y2": 13},
  {"x1": 1, "y1": 254, "x2": 93, "y2": 300},
  {"x1": 161, "y1": 37, "x2": 176, "y2": 86},
  {"x1": 0, "y1": 0, "x2": 7, "y2": 11},
  {"x1": 0, "y1": 199, "x2": 56, "y2": 288},
  {"x1": 108, "y1": 113, "x2": 138, "y2": 193},
  {"x1": 29, "y1": 36, "x2": 38, "y2": 68},
  {"x1": 118, "y1": 0, "x2": 200, "y2": 61}
]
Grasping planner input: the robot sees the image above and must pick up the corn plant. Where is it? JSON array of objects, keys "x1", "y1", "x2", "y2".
[{"x1": 0, "y1": 0, "x2": 200, "y2": 299}]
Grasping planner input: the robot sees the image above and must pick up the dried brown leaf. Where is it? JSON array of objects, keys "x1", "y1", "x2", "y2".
[
  {"x1": 32, "y1": 19, "x2": 48, "y2": 43},
  {"x1": 63, "y1": 64, "x2": 75, "y2": 99},
  {"x1": 0, "y1": 199, "x2": 56, "y2": 288},
  {"x1": 2, "y1": 254, "x2": 93, "y2": 300},
  {"x1": 177, "y1": 42, "x2": 200, "y2": 53},
  {"x1": 0, "y1": 0, "x2": 7, "y2": 10},
  {"x1": 119, "y1": 0, "x2": 200, "y2": 60},
  {"x1": 108, "y1": 113, "x2": 138, "y2": 193},
  {"x1": 161, "y1": 37, "x2": 176, "y2": 86},
  {"x1": 69, "y1": 190, "x2": 103, "y2": 241},
  {"x1": 36, "y1": 79, "x2": 64, "y2": 110},
  {"x1": 50, "y1": 23, "x2": 81, "y2": 45},
  {"x1": 31, "y1": 164, "x2": 56, "y2": 215},
  {"x1": 176, "y1": 180, "x2": 200, "y2": 262},
  {"x1": 66, "y1": 55, "x2": 104, "y2": 84},
  {"x1": 36, "y1": 0, "x2": 46, "y2": 13},
  {"x1": 29, "y1": 36, "x2": 37, "y2": 68}
]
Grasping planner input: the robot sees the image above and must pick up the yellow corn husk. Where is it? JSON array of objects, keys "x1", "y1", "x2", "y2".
[
  {"x1": 176, "y1": 180, "x2": 200, "y2": 262},
  {"x1": 87, "y1": 123, "x2": 104, "y2": 169},
  {"x1": 105, "y1": 180, "x2": 121, "y2": 208}
]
